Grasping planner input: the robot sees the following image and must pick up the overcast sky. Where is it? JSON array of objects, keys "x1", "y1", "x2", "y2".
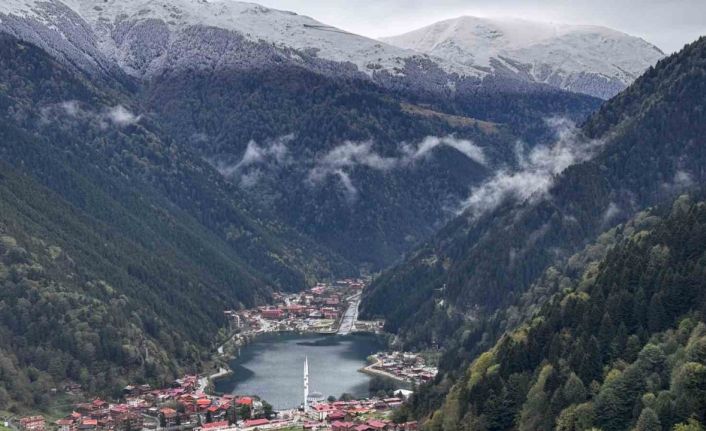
[{"x1": 254, "y1": 0, "x2": 706, "y2": 53}]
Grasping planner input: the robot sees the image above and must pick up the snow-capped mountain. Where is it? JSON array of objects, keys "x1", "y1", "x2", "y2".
[
  {"x1": 382, "y1": 16, "x2": 665, "y2": 99},
  {"x1": 0, "y1": 1, "x2": 661, "y2": 98},
  {"x1": 0, "y1": 0, "x2": 486, "y2": 87}
]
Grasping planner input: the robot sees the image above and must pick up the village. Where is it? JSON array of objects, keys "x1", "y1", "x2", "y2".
[
  {"x1": 6, "y1": 279, "x2": 432, "y2": 431},
  {"x1": 9, "y1": 374, "x2": 417, "y2": 431},
  {"x1": 361, "y1": 353, "x2": 438, "y2": 387},
  {"x1": 222, "y1": 279, "x2": 384, "y2": 340}
]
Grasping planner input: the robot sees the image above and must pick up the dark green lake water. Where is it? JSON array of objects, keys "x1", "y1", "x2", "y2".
[{"x1": 214, "y1": 333, "x2": 384, "y2": 409}]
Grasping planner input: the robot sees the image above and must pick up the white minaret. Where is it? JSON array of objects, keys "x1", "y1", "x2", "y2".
[{"x1": 303, "y1": 356, "x2": 309, "y2": 413}]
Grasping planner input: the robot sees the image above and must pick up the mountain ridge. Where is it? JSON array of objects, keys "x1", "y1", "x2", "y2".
[
  {"x1": 381, "y1": 15, "x2": 665, "y2": 99},
  {"x1": 0, "y1": 0, "x2": 662, "y2": 99}
]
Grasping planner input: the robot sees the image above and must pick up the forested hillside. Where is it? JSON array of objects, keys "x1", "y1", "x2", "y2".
[
  {"x1": 0, "y1": 163, "x2": 205, "y2": 407},
  {"x1": 361, "y1": 36, "x2": 706, "y2": 348},
  {"x1": 414, "y1": 193, "x2": 706, "y2": 431},
  {"x1": 144, "y1": 63, "x2": 599, "y2": 268},
  {"x1": 0, "y1": 34, "x2": 349, "y2": 409}
]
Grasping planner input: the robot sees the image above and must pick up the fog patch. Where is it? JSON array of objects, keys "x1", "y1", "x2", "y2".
[
  {"x1": 602, "y1": 202, "x2": 621, "y2": 225},
  {"x1": 60, "y1": 100, "x2": 81, "y2": 117},
  {"x1": 104, "y1": 105, "x2": 141, "y2": 127},
  {"x1": 309, "y1": 135, "x2": 485, "y2": 200},
  {"x1": 662, "y1": 170, "x2": 694, "y2": 194},
  {"x1": 459, "y1": 118, "x2": 605, "y2": 218},
  {"x1": 308, "y1": 141, "x2": 397, "y2": 185},
  {"x1": 334, "y1": 169, "x2": 358, "y2": 201},
  {"x1": 40, "y1": 101, "x2": 142, "y2": 128},
  {"x1": 209, "y1": 134, "x2": 293, "y2": 186},
  {"x1": 401, "y1": 135, "x2": 486, "y2": 166}
]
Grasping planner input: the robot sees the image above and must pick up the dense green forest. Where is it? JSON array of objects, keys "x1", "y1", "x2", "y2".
[
  {"x1": 361, "y1": 36, "x2": 706, "y2": 352},
  {"x1": 401, "y1": 192, "x2": 706, "y2": 431},
  {"x1": 0, "y1": 27, "x2": 600, "y2": 410},
  {"x1": 0, "y1": 162, "x2": 205, "y2": 408},
  {"x1": 0, "y1": 34, "x2": 350, "y2": 409},
  {"x1": 144, "y1": 64, "x2": 599, "y2": 268}
]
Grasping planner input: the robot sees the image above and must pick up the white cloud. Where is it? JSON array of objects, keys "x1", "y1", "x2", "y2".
[
  {"x1": 308, "y1": 141, "x2": 397, "y2": 184},
  {"x1": 40, "y1": 101, "x2": 142, "y2": 129},
  {"x1": 308, "y1": 135, "x2": 486, "y2": 199},
  {"x1": 60, "y1": 100, "x2": 81, "y2": 117},
  {"x1": 401, "y1": 135, "x2": 486, "y2": 165},
  {"x1": 602, "y1": 202, "x2": 621, "y2": 224},
  {"x1": 334, "y1": 169, "x2": 358, "y2": 201},
  {"x1": 460, "y1": 118, "x2": 605, "y2": 217},
  {"x1": 104, "y1": 105, "x2": 141, "y2": 127},
  {"x1": 210, "y1": 134, "x2": 293, "y2": 185}
]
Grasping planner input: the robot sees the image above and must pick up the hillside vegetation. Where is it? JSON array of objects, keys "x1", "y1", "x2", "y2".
[
  {"x1": 0, "y1": 34, "x2": 349, "y2": 410},
  {"x1": 415, "y1": 193, "x2": 706, "y2": 431},
  {"x1": 362, "y1": 37, "x2": 706, "y2": 350}
]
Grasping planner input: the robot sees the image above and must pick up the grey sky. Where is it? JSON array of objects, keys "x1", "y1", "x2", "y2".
[{"x1": 254, "y1": 0, "x2": 706, "y2": 53}]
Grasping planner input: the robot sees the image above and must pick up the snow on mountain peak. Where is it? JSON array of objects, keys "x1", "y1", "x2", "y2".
[
  {"x1": 0, "y1": 0, "x2": 484, "y2": 79},
  {"x1": 0, "y1": 2, "x2": 661, "y2": 98},
  {"x1": 381, "y1": 16, "x2": 665, "y2": 98}
]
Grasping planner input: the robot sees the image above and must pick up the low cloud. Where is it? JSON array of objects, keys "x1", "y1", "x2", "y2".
[
  {"x1": 210, "y1": 134, "x2": 293, "y2": 186},
  {"x1": 40, "y1": 101, "x2": 142, "y2": 128},
  {"x1": 401, "y1": 135, "x2": 486, "y2": 165},
  {"x1": 104, "y1": 105, "x2": 141, "y2": 126},
  {"x1": 308, "y1": 141, "x2": 397, "y2": 183},
  {"x1": 334, "y1": 169, "x2": 358, "y2": 201},
  {"x1": 661, "y1": 169, "x2": 694, "y2": 194},
  {"x1": 309, "y1": 135, "x2": 486, "y2": 199},
  {"x1": 60, "y1": 100, "x2": 81, "y2": 117},
  {"x1": 460, "y1": 118, "x2": 605, "y2": 217},
  {"x1": 602, "y1": 202, "x2": 622, "y2": 225}
]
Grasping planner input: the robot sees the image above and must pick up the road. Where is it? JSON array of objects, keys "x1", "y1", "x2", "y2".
[
  {"x1": 196, "y1": 367, "x2": 230, "y2": 393},
  {"x1": 359, "y1": 357, "x2": 409, "y2": 384},
  {"x1": 336, "y1": 293, "x2": 361, "y2": 335}
]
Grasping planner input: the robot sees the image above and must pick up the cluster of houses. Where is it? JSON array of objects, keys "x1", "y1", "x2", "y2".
[
  {"x1": 365, "y1": 352, "x2": 438, "y2": 386},
  {"x1": 302, "y1": 398, "x2": 417, "y2": 431},
  {"x1": 22, "y1": 375, "x2": 264, "y2": 431},
  {"x1": 225, "y1": 279, "x2": 371, "y2": 335},
  {"x1": 19, "y1": 416, "x2": 47, "y2": 431}
]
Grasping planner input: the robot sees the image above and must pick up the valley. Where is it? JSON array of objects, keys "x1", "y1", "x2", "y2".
[{"x1": 0, "y1": 1, "x2": 704, "y2": 431}]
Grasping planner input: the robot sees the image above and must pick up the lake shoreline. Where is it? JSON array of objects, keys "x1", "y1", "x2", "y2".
[{"x1": 212, "y1": 332, "x2": 387, "y2": 409}]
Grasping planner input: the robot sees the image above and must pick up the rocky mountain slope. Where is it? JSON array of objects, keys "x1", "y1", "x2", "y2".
[{"x1": 382, "y1": 16, "x2": 665, "y2": 99}]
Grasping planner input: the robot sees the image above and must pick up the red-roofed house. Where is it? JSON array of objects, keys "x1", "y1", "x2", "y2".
[
  {"x1": 55, "y1": 419, "x2": 74, "y2": 431},
  {"x1": 160, "y1": 408, "x2": 178, "y2": 427},
  {"x1": 261, "y1": 308, "x2": 284, "y2": 319},
  {"x1": 236, "y1": 397, "x2": 253, "y2": 406},
  {"x1": 331, "y1": 421, "x2": 356, "y2": 431},
  {"x1": 326, "y1": 411, "x2": 346, "y2": 422},
  {"x1": 366, "y1": 420, "x2": 389, "y2": 431},
  {"x1": 19, "y1": 417, "x2": 46, "y2": 431},
  {"x1": 201, "y1": 421, "x2": 230, "y2": 431},
  {"x1": 92, "y1": 399, "x2": 108, "y2": 410},
  {"x1": 77, "y1": 419, "x2": 97, "y2": 431},
  {"x1": 243, "y1": 418, "x2": 269, "y2": 428}
]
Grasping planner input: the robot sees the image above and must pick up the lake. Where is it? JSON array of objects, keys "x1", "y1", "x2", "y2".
[{"x1": 214, "y1": 333, "x2": 385, "y2": 409}]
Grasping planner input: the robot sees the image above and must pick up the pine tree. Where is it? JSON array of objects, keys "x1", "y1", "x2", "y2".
[{"x1": 634, "y1": 407, "x2": 661, "y2": 431}]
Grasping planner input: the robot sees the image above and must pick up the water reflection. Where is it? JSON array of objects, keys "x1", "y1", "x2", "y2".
[{"x1": 214, "y1": 333, "x2": 384, "y2": 409}]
